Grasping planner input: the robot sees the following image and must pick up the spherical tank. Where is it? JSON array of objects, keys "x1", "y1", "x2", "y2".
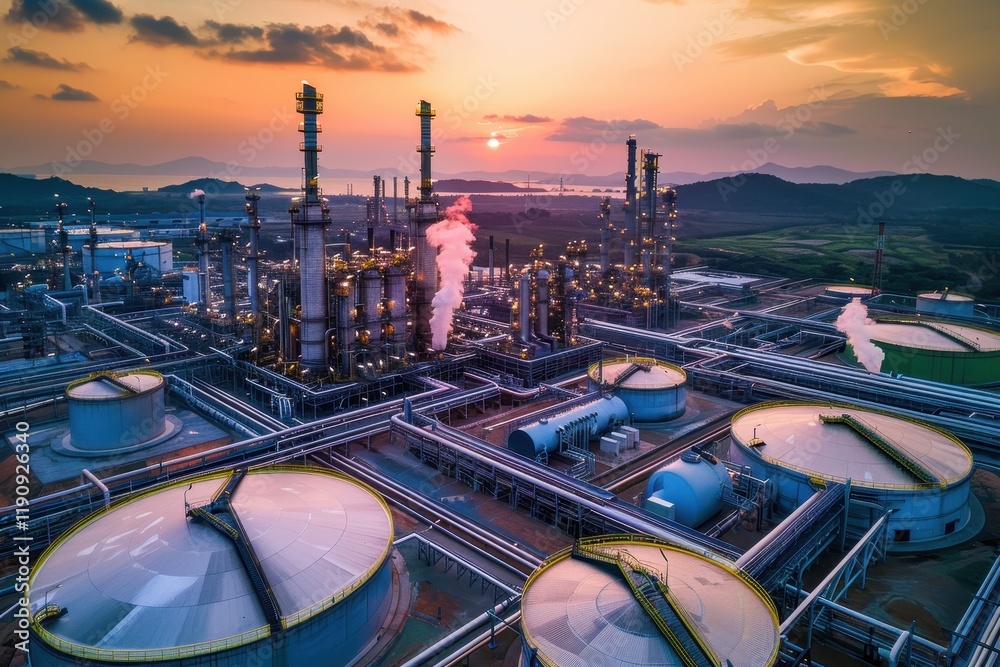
[
  {"x1": 28, "y1": 467, "x2": 396, "y2": 667},
  {"x1": 520, "y1": 536, "x2": 780, "y2": 667},
  {"x1": 508, "y1": 395, "x2": 628, "y2": 459},
  {"x1": 728, "y1": 402, "x2": 975, "y2": 548},
  {"x1": 588, "y1": 357, "x2": 686, "y2": 422},
  {"x1": 66, "y1": 370, "x2": 167, "y2": 453},
  {"x1": 645, "y1": 451, "x2": 733, "y2": 527},
  {"x1": 82, "y1": 240, "x2": 173, "y2": 276},
  {"x1": 917, "y1": 291, "x2": 975, "y2": 318}
]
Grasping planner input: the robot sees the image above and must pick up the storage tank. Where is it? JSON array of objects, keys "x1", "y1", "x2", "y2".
[
  {"x1": 28, "y1": 467, "x2": 396, "y2": 667},
  {"x1": 728, "y1": 402, "x2": 975, "y2": 548},
  {"x1": 0, "y1": 228, "x2": 45, "y2": 256},
  {"x1": 823, "y1": 284, "x2": 871, "y2": 300},
  {"x1": 65, "y1": 370, "x2": 170, "y2": 454},
  {"x1": 520, "y1": 535, "x2": 779, "y2": 667},
  {"x1": 588, "y1": 357, "x2": 686, "y2": 422},
  {"x1": 843, "y1": 318, "x2": 1000, "y2": 385},
  {"x1": 645, "y1": 450, "x2": 732, "y2": 527},
  {"x1": 66, "y1": 227, "x2": 138, "y2": 252},
  {"x1": 182, "y1": 266, "x2": 201, "y2": 305},
  {"x1": 507, "y1": 395, "x2": 628, "y2": 459},
  {"x1": 917, "y1": 291, "x2": 975, "y2": 318},
  {"x1": 82, "y1": 240, "x2": 173, "y2": 275}
]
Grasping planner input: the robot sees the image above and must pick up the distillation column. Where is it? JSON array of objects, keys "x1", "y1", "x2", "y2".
[
  {"x1": 196, "y1": 193, "x2": 211, "y2": 316},
  {"x1": 624, "y1": 136, "x2": 638, "y2": 272},
  {"x1": 411, "y1": 100, "x2": 440, "y2": 353},
  {"x1": 291, "y1": 81, "x2": 331, "y2": 374},
  {"x1": 245, "y1": 188, "x2": 261, "y2": 340}
]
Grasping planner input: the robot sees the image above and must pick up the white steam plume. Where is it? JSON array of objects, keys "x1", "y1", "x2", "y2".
[
  {"x1": 188, "y1": 189, "x2": 206, "y2": 199},
  {"x1": 427, "y1": 196, "x2": 477, "y2": 350},
  {"x1": 835, "y1": 298, "x2": 884, "y2": 373}
]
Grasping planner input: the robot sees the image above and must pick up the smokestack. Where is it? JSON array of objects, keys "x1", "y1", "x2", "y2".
[
  {"x1": 373, "y1": 175, "x2": 381, "y2": 225},
  {"x1": 88, "y1": 203, "x2": 101, "y2": 304},
  {"x1": 599, "y1": 197, "x2": 611, "y2": 273},
  {"x1": 416, "y1": 100, "x2": 435, "y2": 201},
  {"x1": 489, "y1": 235, "x2": 495, "y2": 286},
  {"x1": 245, "y1": 188, "x2": 261, "y2": 340},
  {"x1": 367, "y1": 227, "x2": 375, "y2": 256},
  {"x1": 393, "y1": 176, "x2": 398, "y2": 225},
  {"x1": 624, "y1": 136, "x2": 638, "y2": 270},
  {"x1": 411, "y1": 100, "x2": 440, "y2": 353},
  {"x1": 292, "y1": 80, "x2": 331, "y2": 373},
  {"x1": 55, "y1": 198, "x2": 70, "y2": 292},
  {"x1": 220, "y1": 229, "x2": 237, "y2": 324},
  {"x1": 190, "y1": 191, "x2": 210, "y2": 315}
]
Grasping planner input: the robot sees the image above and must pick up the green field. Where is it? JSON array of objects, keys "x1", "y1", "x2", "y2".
[{"x1": 676, "y1": 213, "x2": 1000, "y2": 300}]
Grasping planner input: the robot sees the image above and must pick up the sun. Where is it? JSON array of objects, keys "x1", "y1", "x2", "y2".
[{"x1": 487, "y1": 137, "x2": 501, "y2": 150}]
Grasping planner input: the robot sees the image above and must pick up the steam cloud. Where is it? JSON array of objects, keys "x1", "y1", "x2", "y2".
[
  {"x1": 835, "y1": 298, "x2": 884, "y2": 373},
  {"x1": 188, "y1": 189, "x2": 206, "y2": 199},
  {"x1": 427, "y1": 195, "x2": 477, "y2": 350}
]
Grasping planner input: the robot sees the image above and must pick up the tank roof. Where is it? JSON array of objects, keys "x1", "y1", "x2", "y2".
[
  {"x1": 521, "y1": 538, "x2": 779, "y2": 667},
  {"x1": 29, "y1": 468, "x2": 393, "y2": 659},
  {"x1": 866, "y1": 321, "x2": 1000, "y2": 352},
  {"x1": 589, "y1": 358, "x2": 686, "y2": 389},
  {"x1": 918, "y1": 291, "x2": 974, "y2": 302},
  {"x1": 96, "y1": 240, "x2": 169, "y2": 249},
  {"x1": 824, "y1": 284, "x2": 871, "y2": 295},
  {"x1": 731, "y1": 403, "x2": 973, "y2": 488},
  {"x1": 66, "y1": 370, "x2": 164, "y2": 399}
]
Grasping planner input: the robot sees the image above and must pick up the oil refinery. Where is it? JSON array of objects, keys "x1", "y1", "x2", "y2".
[{"x1": 5, "y1": 80, "x2": 1000, "y2": 667}]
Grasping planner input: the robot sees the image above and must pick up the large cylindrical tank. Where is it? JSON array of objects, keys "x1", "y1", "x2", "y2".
[
  {"x1": 822, "y1": 284, "x2": 871, "y2": 300},
  {"x1": 588, "y1": 357, "x2": 686, "y2": 422},
  {"x1": 66, "y1": 370, "x2": 167, "y2": 453},
  {"x1": 507, "y1": 395, "x2": 628, "y2": 459},
  {"x1": 728, "y1": 401, "x2": 976, "y2": 549},
  {"x1": 182, "y1": 266, "x2": 200, "y2": 304},
  {"x1": 66, "y1": 227, "x2": 138, "y2": 252},
  {"x1": 0, "y1": 228, "x2": 45, "y2": 256},
  {"x1": 82, "y1": 240, "x2": 173, "y2": 275},
  {"x1": 28, "y1": 468, "x2": 396, "y2": 667},
  {"x1": 520, "y1": 536, "x2": 780, "y2": 667},
  {"x1": 917, "y1": 291, "x2": 975, "y2": 318},
  {"x1": 645, "y1": 451, "x2": 733, "y2": 527}
]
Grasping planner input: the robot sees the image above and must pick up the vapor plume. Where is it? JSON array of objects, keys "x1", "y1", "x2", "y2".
[
  {"x1": 427, "y1": 195, "x2": 477, "y2": 350},
  {"x1": 188, "y1": 189, "x2": 205, "y2": 198},
  {"x1": 835, "y1": 298, "x2": 884, "y2": 373}
]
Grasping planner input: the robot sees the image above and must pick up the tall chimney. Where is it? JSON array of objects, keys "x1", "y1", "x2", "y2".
[
  {"x1": 411, "y1": 100, "x2": 439, "y2": 352},
  {"x1": 624, "y1": 136, "x2": 638, "y2": 271},
  {"x1": 197, "y1": 193, "x2": 211, "y2": 315}
]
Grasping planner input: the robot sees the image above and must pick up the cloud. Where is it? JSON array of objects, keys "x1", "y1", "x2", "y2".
[
  {"x1": 506, "y1": 114, "x2": 553, "y2": 123},
  {"x1": 41, "y1": 83, "x2": 99, "y2": 101},
  {"x1": 0, "y1": 79, "x2": 18, "y2": 89},
  {"x1": 129, "y1": 14, "x2": 201, "y2": 47},
  {"x1": 4, "y1": 0, "x2": 122, "y2": 31},
  {"x1": 202, "y1": 20, "x2": 264, "y2": 44},
  {"x1": 4, "y1": 47, "x2": 89, "y2": 71},
  {"x1": 546, "y1": 116, "x2": 663, "y2": 142},
  {"x1": 719, "y1": 0, "x2": 998, "y2": 98},
  {"x1": 405, "y1": 9, "x2": 458, "y2": 34}
]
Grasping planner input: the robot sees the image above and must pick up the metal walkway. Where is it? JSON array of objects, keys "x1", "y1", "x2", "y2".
[
  {"x1": 572, "y1": 540, "x2": 720, "y2": 667},
  {"x1": 819, "y1": 413, "x2": 940, "y2": 485}
]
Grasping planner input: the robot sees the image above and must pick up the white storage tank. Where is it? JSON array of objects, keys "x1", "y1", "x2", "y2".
[
  {"x1": 28, "y1": 467, "x2": 396, "y2": 667},
  {"x1": 82, "y1": 240, "x2": 173, "y2": 276},
  {"x1": 66, "y1": 227, "x2": 138, "y2": 252},
  {"x1": 520, "y1": 535, "x2": 780, "y2": 667},
  {"x1": 916, "y1": 291, "x2": 975, "y2": 318},
  {"x1": 507, "y1": 395, "x2": 628, "y2": 460},
  {"x1": 728, "y1": 402, "x2": 975, "y2": 548},
  {"x1": 588, "y1": 357, "x2": 686, "y2": 422},
  {"x1": 0, "y1": 228, "x2": 45, "y2": 256},
  {"x1": 645, "y1": 450, "x2": 733, "y2": 527},
  {"x1": 65, "y1": 370, "x2": 168, "y2": 454}
]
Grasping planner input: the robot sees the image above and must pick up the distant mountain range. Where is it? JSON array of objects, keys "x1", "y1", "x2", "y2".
[
  {"x1": 6, "y1": 156, "x2": 900, "y2": 186},
  {"x1": 3, "y1": 171, "x2": 1000, "y2": 218}
]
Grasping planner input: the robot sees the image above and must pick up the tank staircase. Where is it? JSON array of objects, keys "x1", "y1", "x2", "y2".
[
  {"x1": 602, "y1": 360, "x2": 653, "y2": 390},
  {"x1": 818, "y1": 413, "x2": 941, "y2": 485},
  {"x1": 186, "y1": 468, "x2": 284, "y2": 633},
  {"x1": 571, "y1": 541, "x2": 721, "y2": 667},
  {"x1": 921, "y1": 321, "x2": 983, "y2": 351}
]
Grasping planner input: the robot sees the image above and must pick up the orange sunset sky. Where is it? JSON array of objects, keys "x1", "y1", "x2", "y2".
[{"x1": 0, "y1": 0, "x2": 996, "y2": 180}]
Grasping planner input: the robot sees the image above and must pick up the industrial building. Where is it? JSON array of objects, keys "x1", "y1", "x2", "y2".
[
  {"x1": 519, "y1": 535, "x2": 780, "y2": 667},
  {"x1": 27, "y1": 467, "x2": 395, "y2": 666}
]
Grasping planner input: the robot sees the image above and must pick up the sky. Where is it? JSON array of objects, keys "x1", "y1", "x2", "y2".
[{"x1": 0, "y1": 0, "x2": 997, "y2": 181}]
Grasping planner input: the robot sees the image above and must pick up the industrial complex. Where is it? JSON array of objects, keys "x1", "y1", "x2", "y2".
[{"x1": 4, "y1": 80, "x2": 1000, "y2": 667}]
